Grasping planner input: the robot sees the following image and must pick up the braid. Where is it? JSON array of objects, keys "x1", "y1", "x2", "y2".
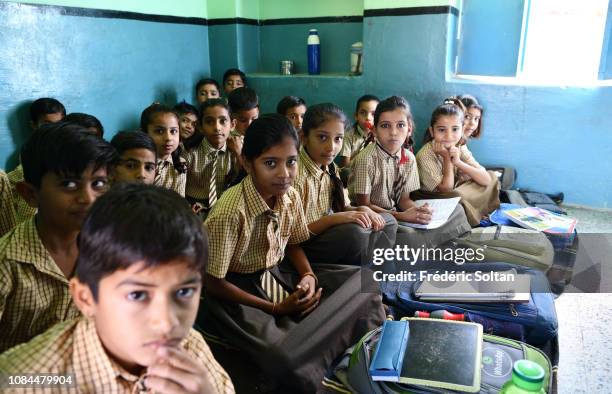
[{"x1": 327, "y1": 162, "x2": 346, "y2": 212}]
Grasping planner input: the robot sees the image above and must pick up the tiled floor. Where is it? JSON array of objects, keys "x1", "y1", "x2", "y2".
[{"x1": 556, "y1": 205, "x2": 612, "y2": 394}]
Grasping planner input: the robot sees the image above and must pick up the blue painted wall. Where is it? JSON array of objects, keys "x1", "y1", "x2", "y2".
[
  {"x1": 0, "y1": 2, "x2": 210, "y2": 170},
  {"x1": 242, "y1": 13, "x2": 612, "y2": 208}
]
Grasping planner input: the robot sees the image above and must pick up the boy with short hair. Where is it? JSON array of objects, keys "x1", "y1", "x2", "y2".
[
  {"x1": 110, "y1": 131, "x2": 157, "y2": 184},
  {"x1": 1, "y1": 98, "x2": 68, "y2": 236},
  {"x1": 227, "y1": 87, "x2": 259, "y2": 137},
  {"x1": 195, "y1": 78, "x2": 221, "y2": 105},
  {"x1": 65, "y1": 112, "x2": 105, "y2": 138},
  {"x1": 222, "y1": 68, "x2": 246, "y2": 95},
  {"x1": 0, "y1": 122, "x2": 117, "y2": 353},
  {"x1": 29, "y1": 97, "x2": 66, "y2": 129},
  {"x1": 0, "y1": 183, "x2": 234, "y2": 393}
]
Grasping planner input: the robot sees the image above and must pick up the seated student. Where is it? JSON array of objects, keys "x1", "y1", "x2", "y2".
[
  {"x1": 110, "y1": 131, "x2": 157, "y2": 184},
  {"x1": 0, "y1": 122, "x2": 117, "y2": 353},
  {"x1": 198, "y1": 114, "x2": 385, "y2": 393},
  {"x1": 29, "y1": 97, "x2": 66, "y2": 129},
  {"x1": 3, "y1": 98, "x2": 68, "y2": 236},
  {"x1": 338, "y1": 94, "x2": 379, "y2": 169},
  {"x1": 222, "y1": 68, "x2": 246, "y2": 95},
  {"x1": 196, "y1": 78, "x2": 221, "y2": 105},
  {"x1": 295, "y1": 103, "x2": 397, "y2": 265},
  {"x1": 0, "y1": 171, "x2": 17, "y2": 237},
  {"x1": 140, "y1": 104, "x2": 187, "y2": 196},
  {"x1": 458, "y1": 94, "x2": 484, "y2": 143},
  {"x1": 0, "y1": 183, "x2": 235, "y2": 393},
  {"x1": 348, "y1": 96, "x2": 470, "y2": 247},
  {"x1": 173, "y1": 101, "x2": 199, "y2": 147},
  {"x1": 65, "y1": 112, "x2": 104, "y2": 138},
  {"x1": 183, "y1": 99, "x2": 239, "y2": 217},
  {"x1": 277, "y1": 96, "x2": 307, "y2": 133},
  {"x1": 415, "y1": 98, "x2": 499, "y2": 226},
  {"x1": 228, "y1": 87, "x2": 259, "y2": 138}
]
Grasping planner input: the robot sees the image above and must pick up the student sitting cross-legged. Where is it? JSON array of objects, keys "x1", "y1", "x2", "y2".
[
  {"x1": 0, "y1": 122, "x2": 117, "y2": 353},
  {"x1": 0, "y1": 183, "x2": 234, "y2": 394},
  {"x1": 198, "y1": 114, "x2": 385, "y2": 393}
]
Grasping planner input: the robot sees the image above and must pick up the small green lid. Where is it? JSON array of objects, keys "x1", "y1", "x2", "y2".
[{"x1": 511, "y1": 360, "x2": 545, "y2": 391}]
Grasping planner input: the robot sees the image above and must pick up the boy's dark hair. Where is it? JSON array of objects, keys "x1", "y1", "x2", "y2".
[
  {"x1": 195, "y1": 78, "x2": 220, "y2": 94},
  {"x1": 228, "y1": 87, "x2": 259, "y2": 115},
  {"x1": 110, "y1": 131, "x2": 157, "y2": 158},
  {"x1": 222, "y1": 68, "x2": 246, "y2": 86},
  {"x1": 21, "y1": 122, "x2": 118, "y2": 189},
  {"x1": 173, "y1": 101, "x2": 199, "y2": 118},
  {"x1": 182, "y1": 98, "x2": 232, "y2": 151},
  {"x1": 424, "y1": 97, "x2": 466, "y2": 143},
  {"x1": 355, "y1": 94, "x2": 380, "y2": 113},
  {"x1": 65, "y1": 112, "x2": 104, "y2": 138},
  {"x1": 302, "y1": 103, "x2": 347, "y2": 213},
  {"x1": 29, "y1": 98, "x2": 66, "y2": 123},
  {"x1": 139, "y1": 104, "x2": 187, "y2": 174},
  {"x1": 75, "y1": 183, "x2": 208, "y2": 301},
  {"x1": 199, "y1": 98, "x2": 231, "y2": 120},
  {"x1": 458, "y1": 94, "x2": 484, "y2": 139},
  {"x1": 276, "y1": 96, "x2": 306, "y2": 116}
]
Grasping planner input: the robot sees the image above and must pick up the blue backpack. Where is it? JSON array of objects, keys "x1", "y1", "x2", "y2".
[{"x1": 381, "y1": 262, "x2": 558, "y2": 346}]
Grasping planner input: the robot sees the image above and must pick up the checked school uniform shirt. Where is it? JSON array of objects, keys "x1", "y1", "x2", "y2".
[
  {"x1": 204, "y1": 175, "x2": 310, "y2": 278},
  {"x1": 348, "y1": 143, "x2": 420, "y2": 210},
  {"x1": 339, "y1": 123, "x2": 369, "y2": 161},
  {"x1": 0, "y1": 217, "x2": 80, "y2": 353},
  {"x1": 182, "y1": 138, "x2": 235, "y2": 202},
  {"x1": 0, "y1": 317, "x2": 235, "y2": 394},
  {"x1": 0, "y1": 170, "x2": 17, "y2": 237},
  {"x1": 154, "y1": 157, "x2": 187, "y2": 197},
  {"x1": 416, "y1": 141, "x2": 483, "y2": 192},
  {"x1": 294, "y1": 147, "x2": 350, "y2": 225},
  {"x1": 0, "y1": 165, "x2": 37, "y2": 237}
]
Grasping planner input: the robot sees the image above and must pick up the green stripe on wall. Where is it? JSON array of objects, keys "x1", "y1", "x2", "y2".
[
  {"x1": 259, "y1": 0, "x2": 362, "y2": 19},
  {"x1": 364, "y1": 0, "x2": 458, "y2": 10},
  {"x1": 2, "y1": 0, "x2": 207, "y2": 18}
]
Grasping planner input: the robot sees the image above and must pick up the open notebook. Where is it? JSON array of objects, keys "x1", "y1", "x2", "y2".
[{"x1": 401, "y1": 197, "x2": 461, "y2": 230}]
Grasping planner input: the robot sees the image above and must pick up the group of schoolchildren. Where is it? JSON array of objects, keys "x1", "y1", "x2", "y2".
[{"x1": 0, "y1": 67, "x2": 500, "y2": 393}]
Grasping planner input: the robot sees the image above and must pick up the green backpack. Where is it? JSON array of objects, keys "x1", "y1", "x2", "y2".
[
  {"x1": 326, "y1": 326, "x2": 553, "y2": 394},
  {"x1": 446, "y1": 225, "x2": 555, "y2": 272}
]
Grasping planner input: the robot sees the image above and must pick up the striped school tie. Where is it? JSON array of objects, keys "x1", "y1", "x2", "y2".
[
  {"x1": 392, "y1": 154, "x2": 407, "y2": 208},
  {"x1": 208, "y1": 151, "x2": 218, "y2": 209},
  {"x1": 260, "y1": 211, "x2": 290, "y2": 303}
]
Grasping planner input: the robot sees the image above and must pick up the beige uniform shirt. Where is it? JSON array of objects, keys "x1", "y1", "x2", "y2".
[
  {"x1": 416, "y1": 141, "x2": 482, "y2": 192},
  {"x1": 339, "y1": 123, "x2": 368, "y2": 161},
  {"x1": 348, "y1": 143, "x2": 420, "y2": 210},
  {"x1": 0, "y1": 217, "x2": 80, "y2": 353},
  {"x1": 154, "y1": 157, "x2": 187, "y2": 197},
  {"x1": 183, "y1": 138, "x2": 236, "y2": 201},
  {"x1": 0, "y1": 317, "x2": 235, "y2": 394},
  {"x1": 205, "y1": 175, "x2": 310, "y2": 278}
]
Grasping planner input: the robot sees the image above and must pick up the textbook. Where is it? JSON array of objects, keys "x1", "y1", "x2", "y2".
[
  {"x1": 369, "y1": 320, "x2": 410, "y2": 382},
  {"x1": 402, "y1": 197, "x2": 461, "y2": 230},
  {"x1": 502, "y1": 206, "x2": 577, "y2": 234},
  {"x1": 398, "y1": 318, "x2": 482, "y2": 392}
]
